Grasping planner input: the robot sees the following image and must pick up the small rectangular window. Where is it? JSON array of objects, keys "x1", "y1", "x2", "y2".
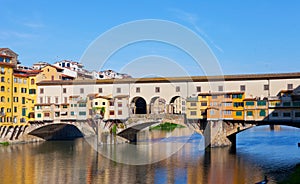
[
  {"x1": 80, "y1": 88, "x2": 84, "y2": 94},
  {"x1": 117, "y1": 88, "x2": 121, "y2": 93},
  {"x1": 196, "y1": 86, "x2": 201, "y2": 92},
  {"x1": 63, "y1": 88, "x2": 67, "y2": 93},
  {"x1": 218, "y1": 86, "x2": 223, "y2": 92},
  {"x1": 264, "y1": 84, "x2": 269, "y2": 91},
  {"x1": 136, "y1": 87, "x2": 140, "y2": 93},
  {"x1": 176, "y1": 86, "x2": 180, "y2": 92},
  {"x1": 118, "y1": 110, "x2": 122, "y2": 115},
  {"x1": 40, "y1": 88, "x2": 44, "y2": 94},
  {"x1": 190, "y1": 102, "x2": 197, "y2": 106},
  {"x1": 118, "y1": 102, "x2": 122, "y2": 107},
  {"x1": 240, "y1": 85, "x2": 246, "y2": 91},
  {"x1": 98, "y1": 88, "x2": 103, "y2": 93},
  {"x1": 190, "y1": 111, "x2": 197, "y2": 116},
  {"x1": 155, "y1": 87, "x2": 160, "y2": 93},
  {"x1": 287, "y1": 84, "x2": 293, "y2": 90}
]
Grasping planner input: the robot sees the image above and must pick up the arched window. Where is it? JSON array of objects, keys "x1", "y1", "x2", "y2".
[
  {"x1": 1, "y1": 96, "x2": 5, "y2": 102},
  {"x1": 31, "y1": 78, "x2": 35, "y2": 85},
  {"x1": 1, "y1": 77, "x2": 4, "y2": 82},
  {"x1": 0, "y1": 86, "x2": 4, "y2": 92}
]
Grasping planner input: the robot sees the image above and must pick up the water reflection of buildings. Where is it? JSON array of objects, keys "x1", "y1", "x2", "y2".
[{"x1": 0, "y1": 136, "x2": 269, "y2": 184}]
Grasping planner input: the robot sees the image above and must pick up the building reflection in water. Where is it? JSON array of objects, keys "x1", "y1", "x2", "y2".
[{"x1": 0, "y1": 128, "x2": 270, "y2": 184}]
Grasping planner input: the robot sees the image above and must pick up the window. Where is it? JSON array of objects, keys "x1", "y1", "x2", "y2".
[
  {"x1": 23, "y1": 79, "x2": 27, "y2": 84},
  {"x1": 118, "y1": 102, "x2": 122, "y2": 107},
  {"x1": 223, "y1": 110, "x2": 232, "y2": 115},
  {"x1": 259, "y1": 110, "x2": 266, "y2": 117},
  {"x1": 47, "y1": 97, "x2": 51, "y2": 104},
  {"x1": 118, "y1": 110, "x2": 122, "y2": 115},
  {"x1": 295, "y1": 112, "x2": 300, "y2": 117},
  {"x1": 79, "y1": 111, "x2": 86, "y2": 116},
  {"x1": 210, "y1": 110, "x2": 215, "y2": 115},
  {"x1": 64, "y1": 97, "x2": 67, "y2": 103},
  {"x1": 201, "y1": 102, "x2": 207, "y2": 106},
  {"x1": 190, "y1": 111, "x2": 197, "y2": 116},
  {"x1": 63, "y1": 88, "x2": 67, "y2": 93},
  {"x1": 62, "y1": 105, "x2": 68, "y2": 108},
  {"x1": 190, "y1": 102, "x2": 197, "y2": 106},
  {"x1": 22, "y1": 97, "x2": 25, "y2": 104},
  {"x1": 14, "y1": 106, "x2": 17, "y2": 113},
  {"x1": 236, "y1": 111, "x2": 242, "y2": 116},
  {"x1": 293, "y1": 102, "x2": 300, "y2": 107},
  {"x1": 44, "y1": 113, "x2": 50, "y2": 117},
  {"x1": 202, "y1": 95, "x2": 206, "y2": 99},
  {"x1": 212, "y1": 95, "x2": 217, "y2": 99},
  {"x1": 218, "y1": 86, "x2": 223, "y2": 92},
  {"x1": 176, "y1": 86, "x2": 180, "y2": 92},
  {"x1": 94, "y1": 102, "x2": 98, "y2": 106},
  {"x1": 240, "y1": 85, "x2": 246, "y2": 91},
  {"x1": 283, "y1": 102, "x2": 291, "y2": 107},
  {"x1": 264, "y1": 84, "x2": 269, "y2": 91},
  {"x1": 14, "y1": 87, "x2": 17, "y2": 93},
  {"x1": 31, "y1": 79, "x2": 35, "y2": 85},
  {"x1": 98, "y1": 88, "x2": 103, "y2": 93},
  {"x1": 55, "y1": 97, "x2": 58, "y2": 104},
  {"x1": 246, "y1": 111, "x2": 253, "y2": 116},
  {"x1": 80, "y1": 88, "x2": 84, "y2": 94},
  {"x1": 272, "y1": 112, "x2": 279, "y2": 117},
  {"x1": 116, "y1": 88, "x2": 121, "y2": 93},
  {"x1": 0, "y1": 86, "x2": 4, "y2": 92},
  {"x1": 0, "y1": 77, "x2": 4, "y2": 82},
  {"x1": 155, "y1": 87, "x2": 160, "y2": 93},
  {"x1": 245, "y1": 101, "x2": 255, "y2": 106},
  {"x1": 29, "y1": 89, "x2": 36, "y2": 94},
  {"x1": 13, "y1": 97, "x2": 18, "y2": 102},
  {"x1": 109, "y1": 101, "x2": 114, "y2": 106},
  {"x1": 40, "y1": 88, "x2": 44, "y2": 94},
  {"x1": 37, "y1": 113, "x2": 42, "y2": 118},
  {"x1": 14, "y1": 78, "x2": 17, "y2": 83},
  {"x1": 233, "y1": 102, "x2": 244, "y2": 107},
  {"x1": 257, "y1": 101, "x2": 266, "y2": 106},
  {"x1": 1, "y1": 67, "x2": 4, "y2": 74},
  {"x1": 232, "y1": 94, "x2": 243, "y2": 99},
  {"x1": 110, "y1": 111, "x2": 115, "y2": 115},
  {"x1": 136, "y1": 87, "x2": 140, "y2": 93},
  {"x1": 70, "y1": 111, "x2": 75, "y2": 116},
  {"x1": 55, "y1": 112, "x2": 60, "y2": 117},
  {"x1": 283, "y1": 112, "x2": 291, "y2": 117},
  {"x1": 196, "y1": 86, "x2": 201, "y2": 92},
  {"x1": 223, "y1": 102, "x2": 232, "y2": 107},
  {"x1": 224, "y1": 94, "x2": 231, "y2": 98},
  {"x1": 79, "y1": 103, "x2": 86, "y2": 107},
  {"x1": 39, "y1": 97, "x2": 43, "y2": 103},
  {"x1": 287, "y1": 84, "x2": 293, "y2": 90}
]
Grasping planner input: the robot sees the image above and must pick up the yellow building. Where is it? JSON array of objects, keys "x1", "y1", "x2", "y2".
[
  {"x1": 13, "y1": 69, "x2": 40, "y2": 124},
  {"x1": 198, "y1": 93, "x2": 209, "y2": 119},
  {"x1": 232, "y1": 92, "x2": 245, "y2": 120},
  {"x1": 186, "y1": 97, "x2": 199, "y2": 120},
  {"x1": 0, "y1": 55, "x2": 14, "y2": 124},
  {"x1": 92, "y1": 95, "x2": 112, "y2": 120}
]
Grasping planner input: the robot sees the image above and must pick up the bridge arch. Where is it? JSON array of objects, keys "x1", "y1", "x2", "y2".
[
  {"x1": 149, "y1": 96, "x2": 167, "y2": 114},
  {"x1": 169, "y1": 96, "x2": 185, "y2": 114},
  {"x1": 130, "y1": 96, "x2": 147, "y2": 114}
]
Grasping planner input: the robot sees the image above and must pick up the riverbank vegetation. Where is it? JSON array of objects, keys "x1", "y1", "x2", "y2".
[
  {"x1": 279, "y1": 164, "x2": 300, "y2": 184},
  {"x1": 0, "y1": 142, "x2": 9, "y2": 146},
  {"x1": 149, "y1": 122, "x2": 185, "y2": 131}
]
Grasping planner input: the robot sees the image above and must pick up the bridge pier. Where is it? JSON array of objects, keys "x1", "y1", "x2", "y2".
[{"x1": 204, "y1": 121, "x2": 232, "y2": 148}]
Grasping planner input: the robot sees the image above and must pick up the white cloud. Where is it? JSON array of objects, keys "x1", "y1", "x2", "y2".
[
  {"x1": 169, "y1": 8, "x2": 224, "y2": 53},
  {"x1": 23, "y1": 22, "x2": 45, "y2": 28}
]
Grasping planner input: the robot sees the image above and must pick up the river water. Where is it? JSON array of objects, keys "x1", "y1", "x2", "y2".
[{"x1": 0, "y1": 125, "x2": 300, "y2": 184}]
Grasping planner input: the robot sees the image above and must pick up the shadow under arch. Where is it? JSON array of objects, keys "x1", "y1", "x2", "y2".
[
  {"x1": 29, "y1": 123, "x2": 84, "y2": 140},
  {"x1": 131, "y1": 96, "x2": 147, "y2": 114}
]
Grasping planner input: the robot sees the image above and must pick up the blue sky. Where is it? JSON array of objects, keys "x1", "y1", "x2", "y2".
[{"x1": 1, "y1": 0, "x2": 300, "y2": 77}]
